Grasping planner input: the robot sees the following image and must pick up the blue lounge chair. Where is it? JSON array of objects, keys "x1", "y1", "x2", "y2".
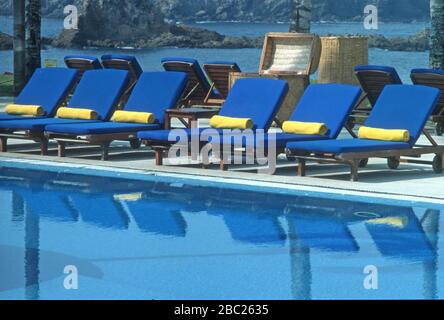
[
  {"x1": 0, "y1": 69, "x2": 129, "y2": 155},
  {"x1": 286, "y1": 85, "x2": 443, "y2": 181},
  {"x1": 411, "y1": 68, "x2": 444, "y2": 136},
  {"x1": 353, "y1": 65, "x2": 403, "y2": 124},
  {"x1": 138, "y1": 77, "x2": 289, "y2": 167},
  {"x1": 44, "y1": 71, "x2": 187, "y2": 160},
  {"x1": 242, "y1": 83, "x2": 362, "y2": 154},
  {"x1": 64, "y1": 55, "x2": 102, "y2": 81},
  {"x1": 203, "y1": 61, "x2": 241, "y2": 104},
  {"x1": 0, "y1": 68, "x2": 78, "y2": 122},
  {"x1": 161, "y1": 57, "x2": 219, "y2": 106},
  {"x1": 101, "y1": 54, "x2": 143, "y2": 98}
]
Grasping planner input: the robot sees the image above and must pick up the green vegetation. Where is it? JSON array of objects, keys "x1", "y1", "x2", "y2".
[{"x1": 0, "y1": 73, "x2": 14, "y2": 97}]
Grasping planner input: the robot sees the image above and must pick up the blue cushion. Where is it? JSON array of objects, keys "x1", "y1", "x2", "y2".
[
  {"x1": 14, "y1": 68, "x2": 78, "y2": 116},
  {"x1": 67, "y1": 69, "x2": 129, "y2": 120},
  {"x1": 219, "y1": 78, "x2": 289, "y2": 130},
  {"x1": 411, "y1": 68, "x2": 444, "y2": 76},
  {"x1": 101, "y1": 54, "x2": 143, "y2": 78},
  {"x1": 354, "y1": 65, "x2": 402, "y2": 84},
  {"x1": 161, "y1": 57, "x2": 211, "y2": 92},
  {"x1": 286, "y1": 138, "x2": 410, "y2": 154},
  {"x1": 45, "y1": 122, "x2": 160, "y2": 135},
  {"x1": 246, "y1": 132, "x2": 329, "y2": 148},
  {"x1": 0, "y1": 114, "x2": 45, "y2": 121},
  {"x1": 124, "y1": 72, "x2": 187, "y2": 125},
  {"x1": 364, "y1": 84, "x2": 440, "y2": 145},
  {"x1": 0, "y1": 118, "x2": 100, "y2": 131},
  {"x1": 64, "y1": 55, "x2": 102, "y2": 69},
  {"x1": 288, "y1": 84, "x2": 362, "y2": 139}
]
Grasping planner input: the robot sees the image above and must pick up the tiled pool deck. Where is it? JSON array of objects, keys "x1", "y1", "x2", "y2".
[
  {"x1": 1, "y1": 130, "x2": 443, "y2": 203},
  {"x1": 1, "y1": 98, "x2": 444, "y2": 202}
]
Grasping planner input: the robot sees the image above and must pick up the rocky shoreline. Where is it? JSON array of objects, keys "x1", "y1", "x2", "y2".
[{"x1": 0, "y1": 28, "x2": 431, "y2": 52}]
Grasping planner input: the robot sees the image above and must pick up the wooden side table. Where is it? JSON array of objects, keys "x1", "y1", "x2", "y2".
[{"x1": 165, "y1": 108, "x2": 220, "y2": 129}]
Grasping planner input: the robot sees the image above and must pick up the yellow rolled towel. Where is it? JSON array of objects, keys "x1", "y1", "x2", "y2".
[
  {"x1": 282, "y1": 121, "x2": 328, "y2": 135},
  {"x1": 5, "y1": 104, "x2": 45, "y2": 116},
  {"x1": 210, "y1": 115, "x2": 254, "y2": 130},
  {"x1": 111, "y1": 110, "x2": 155, "y2": 124},
  {"x1": 358, "y1": 126, "x2": 410, "y2": 142},
  {"x1": 56, "y1": 107, "x2": 99, "y2": 120}
]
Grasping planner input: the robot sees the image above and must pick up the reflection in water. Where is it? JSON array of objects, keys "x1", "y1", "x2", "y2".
[
  {"x1": 421, "y1": 210, "x2": 440, "y2": 300},
  {"x1": 24, "y1": 203, "x2": 40, "y2": 300},
  {"x1": 0, "y1": 167, "x2": 442, "y2": 299}
]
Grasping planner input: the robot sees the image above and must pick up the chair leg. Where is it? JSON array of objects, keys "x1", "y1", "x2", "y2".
[
  {"x1": 297, "y1": 159, "x2": 306, "y2": 176},
  {"x1": 350, "y1": 160, "x2": 359, "y2": 182},
  {"x1": 101, "y1": 143, "x2": 110, "y2": 161},
  {"x1": 220, "y1": 159, "x2": 228, "y2": 171},
  {"x1": 40, "y1": 138, "x2": 48, "y2": 156},
  {"x1": 58, "y1": 142, "x2": 66, "y2": 157},
  {"x1": 155, "y1": 149, "x2": 163, "y2": 166},
  {"x1": 0, "y1": 137, "x2": 7, "y2": 152}
]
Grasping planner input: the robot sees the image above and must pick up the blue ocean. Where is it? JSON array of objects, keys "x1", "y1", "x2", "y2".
[{"x1": 0, "y1": 17, "x2": 431, "y2": 83}]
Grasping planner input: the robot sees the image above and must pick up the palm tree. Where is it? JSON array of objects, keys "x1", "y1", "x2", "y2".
[
  {"x1": 430, "y1": 0, "x2": 444, "y2": 69},
  {"x1": 25, "y1": 0, "x2": 41, "y2": 80},
  {"x1": 13, "y1": 0, "x2": 26, "y2": 96},
  {"x1": 289, "y1": 0, "x2": 312, "y2": 33}
]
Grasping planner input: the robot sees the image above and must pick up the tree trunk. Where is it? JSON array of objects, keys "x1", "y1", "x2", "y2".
[
  {"x1": 289, "y1": 0, "x2": 312, "y2": 33},
  {"x1": 13, "y1": 0, "x2": 26, "y2": 96},
  {"x1": 25, "y1": 0, "x2": 42, "y2": 80},
  {"x1": 430, "y1": 0, "x2": 444, "y2": 69}
]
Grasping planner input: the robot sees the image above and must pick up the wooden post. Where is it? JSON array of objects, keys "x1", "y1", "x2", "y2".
[
  {"x1": 58, "y1": 142, "x2": 66, "y2": 157},
  {"x1": 0, "y1": 137, "x2": 7, "y2": 152},
  {"x1": 13, "y1": 0, "x2": 26, "y2": 96},
  {"x1": 297, "y1": 159, "x2": 306, "y2": 176}
]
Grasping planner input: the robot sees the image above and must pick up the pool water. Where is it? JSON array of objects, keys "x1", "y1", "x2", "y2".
[{"x1": 0, "y1": 166, "x2": 443, "y2": 300}]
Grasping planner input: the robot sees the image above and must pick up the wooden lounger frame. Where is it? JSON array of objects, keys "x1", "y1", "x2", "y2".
[
  {"x1": 65, "y1": 57, "x2": 102, "y2": 83},
  {"x1": 203, "y1": 63, "x2": 240, "y2": 106},
  {"x1": 44, "y1": 132, "x2": 141, "y2": 161},
  {"x1": 411, "y1": 72, "x2": 444, "y2": 136},
  {"x1": 352, "y1": 69, "x2": 400, "y2": 124},
  {"x1": 0, "y1": 130, "x2": 50, "y2": 155},
  {"x1": 162, "y1": 61, "x2": 216, "y2": 107},
  {"x1": 102, "y1": 58, "x2": 140, "y2": 101},
  {"x1": 287, "y1": 130, "x2": 444, "y2": 182}
]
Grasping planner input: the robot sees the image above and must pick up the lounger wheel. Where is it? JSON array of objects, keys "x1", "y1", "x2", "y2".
[
  {"x1": 358, "y1": 158, "x2": 369, "y2": 168},
  {"x1": 387, "y1": 157, "x2": 400, "y2": 170},
  {"x1": 436, "y1": 123, "x2": 444, "y2": 136},
  {"x1": 285, "y1": 149, "x2": 297, "y2": 162},
  {"x1": 433, "y1": 155, "x2": 443, "y2": 174},
  {"x1": 130, "y1": 139, "x2": 142, "y2": 149}
]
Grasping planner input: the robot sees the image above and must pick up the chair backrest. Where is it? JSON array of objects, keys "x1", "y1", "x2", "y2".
[
  {"x1": 161, "y1": 57, "x2": 211, "y2": 103},
  {"x1": 203, "y1": 61, "x2": 241, "y2": 99},
  {"x1": 289, "y1": 84, "x2": 362, "y2": 139},
  {"x1": 101, "y1": 54, "x2": 143, "y2": 84},
  {"x1": 354, "y1": 65, "x2": 402, "y2": 106},
  {"x1": 124, "y1": 72, "x2": 188, "y2": 126},
  {"x1": 64, "y1": 55, "x2": 102, "y2": 80},
  {"x1": 67, "y1": 69, "x2": 129, "y2": 120},
  {"x1": 364, "y1": 84, "x2": 441, "y2": 145},
  {"x1": 411, "y1": 69, "x2": 444, "y2": 116},
  {"x1": 15, "y1": 68, "x2": 78, "y2": 116},
  {"x1": 219, "y1": 78, "x2": 289, "y2": 130}
]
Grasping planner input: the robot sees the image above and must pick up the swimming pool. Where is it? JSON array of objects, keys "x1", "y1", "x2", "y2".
[{"x1": 0, "y1": 163, "x2": 443, "y2": 300}]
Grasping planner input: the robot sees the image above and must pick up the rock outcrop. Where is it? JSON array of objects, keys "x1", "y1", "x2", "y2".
[{"x1": 51, "y1": 0, "x2": 262, "y2": 49}]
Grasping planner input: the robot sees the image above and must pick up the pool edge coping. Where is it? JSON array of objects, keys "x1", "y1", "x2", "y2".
[{"x1": 1, "y1": 155, "x2": 444, "y2": 210}]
